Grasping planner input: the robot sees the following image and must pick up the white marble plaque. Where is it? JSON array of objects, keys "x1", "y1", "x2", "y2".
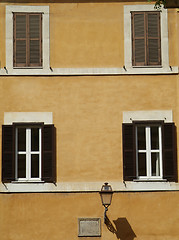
[{"x1": 78, "y1": 218, "x2": 101, "y2": 237}]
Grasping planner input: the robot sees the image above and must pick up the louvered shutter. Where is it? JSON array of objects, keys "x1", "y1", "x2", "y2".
[
  {"x1": 2, "y1": 125, "x2": 15, "y2": 182},
  {"x1": 147, "y1": 12, "x2": 161, "y2": 65},
  {"x1": 13, "y1": 14, "x2": 27, "y2": 67},
  {"x1": 162, "y1": 123, "x2": 177, "y2": 182},
  {"x1": 13, "y1": 13, "x2": 42, "y2": 67},
  {"x1": 132, "y1": 11, "x2": 161, "y2": 66},
  {"x1": 29, "y1": 14, "x2": 42, "y2": 67},
  {"x1": 42, "y1": 125, "x2": 56, "y2": 182},
  {"x1": 132, "y1": 12, "x2": 146, "y2": 66},
  {"x1": 122, "y1": 123, "x2": 136, "y2": 181}
]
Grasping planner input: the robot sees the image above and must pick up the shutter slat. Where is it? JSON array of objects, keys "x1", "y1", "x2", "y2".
[
  {"x1": 2, "y1": 125, "x2": 15, "y2": 182},
  {"x1": 163, "y1": 123, "x2": 177, "y2": 182},
  {"x1": 122, "y1": 123, "x2": 136, "y2": 181},
  {"x1": 42, "y1": 125, "x2": 56, "y2": 182}
]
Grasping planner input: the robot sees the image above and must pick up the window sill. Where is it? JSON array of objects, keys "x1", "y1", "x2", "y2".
[
  {"x1": 11, "y1": 180, "x2": 45, "y2": 184},
  {"x1": 1, "y1": 181, "x2": 179, "y2": 193},
  {"x1": 13, "y1": 67, "x2": 43, "y2": 69},
  {"x1": 0, "y1": 66, "x2": 178, "y2": 76},
  {"x1": 133, "y1": 179, "x2": 167, "y2": 182},
  {"x1": 132, "y1": 65, "x2": 162, "y2": 68}
]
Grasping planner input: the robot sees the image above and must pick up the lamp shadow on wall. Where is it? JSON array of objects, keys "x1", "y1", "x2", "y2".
[{"x1": 105, "y1": 216, "x2": 136, "y2": 240}]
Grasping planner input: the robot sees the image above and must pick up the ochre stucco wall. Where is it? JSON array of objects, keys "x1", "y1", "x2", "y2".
[
  {"x1": 0, "y1": 192, "x2": 179, "y2": 240},
  {"x1": 0, "y1": 2, "x2": 178, "y2": 240},
  {"x1": 0, "y1": 75, "x2": 178, "y2": 182},
  {"x1": 0, "y1": 1, "x2": 178, "y2": 68}
]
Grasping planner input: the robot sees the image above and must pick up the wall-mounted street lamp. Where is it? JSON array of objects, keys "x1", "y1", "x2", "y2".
[{"x1": 99, "y1": 182, "x2": 113, "y2": 223}]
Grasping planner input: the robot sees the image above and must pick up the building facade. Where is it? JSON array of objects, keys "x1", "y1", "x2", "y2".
[{"x1": 0, "y1": 0, "x2": 179, "y2": 239}]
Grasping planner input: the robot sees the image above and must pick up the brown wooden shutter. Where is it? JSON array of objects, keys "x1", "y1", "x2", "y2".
[
  {"x1": 13, "y1": 13, "x2": 42, "y2": 67},
  {"x1": 162, "y1": 123, "x2": 177, "y2": 182},
  {"x1": 2, "y1": 125, "x2": 15, "y2": 182},
  {"x1": 13, "y1": 13, "x2": 27, "y2": 67},
  {"x1": 147, "y1": 12, "x2": 161, "y2": 65},
  {"x1": 122, "y1": 123, "x2": 136, "y2": 181},
  {"x1": 132, "y1": 11, "x2": 161, "y2": 66},
  {"x1": 42, "y1": 124, "x2": 56, "y2": 182},
  {"x1": 132, "y1": 12, "x2": 146, "y2": 66},
  {"x1": 29, "y1": 14, "x2": 42, "y2": 67}
]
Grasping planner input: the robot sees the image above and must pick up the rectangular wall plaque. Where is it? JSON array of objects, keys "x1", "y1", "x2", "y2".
[{"x1": 78, "y1": 218, "x2": 101, "y2": 237}]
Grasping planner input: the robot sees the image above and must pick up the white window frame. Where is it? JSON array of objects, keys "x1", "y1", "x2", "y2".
[
  {"x1": 6, "y1": 5, "x2": 49, "y2": 74},
  {"x1": 136, "y1": 124, "x2": 163, "y2": 180},
  {"x1": 124, "y1": 5, "x2": 171, "y2": 74},
  {"x1": 15, "y1": 126, "x2": 42, "y2": 182}
]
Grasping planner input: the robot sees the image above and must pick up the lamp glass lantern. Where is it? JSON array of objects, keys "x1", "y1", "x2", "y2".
[
  {"x1": 100, "y1": 182, "x2": 113, "y2": 207},
  {"x1": 100, "y1": 183, "x2": 113, "y2": 223}
]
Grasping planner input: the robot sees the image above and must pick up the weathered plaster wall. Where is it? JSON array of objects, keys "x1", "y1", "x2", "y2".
[
  {"x1": 0, "y1": 192, "x2": 179, "y2": 240},
  {"x1": 0, "y1": 1, "x2": 178, "y2": 68},
  {"x1": 0, "y1": 1, "x2": 178, "y2": 239},
  {"x1": 0, "y1": 75, "x2": 177, "y2": 182}
]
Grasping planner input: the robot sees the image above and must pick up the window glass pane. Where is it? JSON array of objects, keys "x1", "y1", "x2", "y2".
[
  {"x1": 151, "y1": 153, "x2": 160, "y2": 176},
  {"x1": 151, "y1": 126, "x2": 159, "y2": 149},
  {"x1": 31, "y1": 128, "x2": 39, "y2": 151},
  {"x1": 31, "y1": 154, "x2": 39, "y2": 178},
  {"x1": 18, "y1": 128, "x2": 26, "y2": 151},
  {"x1": 138, "y1": 153, "x2": 146, "y2": 176},
  {"x1": 137, "y1": 126, "x2": 146, "y2": 150},
  {"x1": 18, "y1": 154, "x2": 26, "y2": 178}
]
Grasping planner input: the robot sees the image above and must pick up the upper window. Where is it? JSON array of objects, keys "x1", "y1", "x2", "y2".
[
  {"x1": 2, "y1": 123, "x2": 55, "y2": 183},
  {"x1": 122, "y1": 122, "x2": 177, "y2": 182},
  {"x1": 13, "y1": 13, "x2": 42, "y2": 68},
  {"x1": 124, "y1": 5, "x2": 172, "y2": 73},
  {"x1": 131, "y1": 11, "x2": 161, "y2": 66},
  {"x1": 6, "y1": 6, "x2": 49, "y2": 72}
]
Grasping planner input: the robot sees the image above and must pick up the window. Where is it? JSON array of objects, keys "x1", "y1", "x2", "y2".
[
  {"x1": 131, "y1": 11, "x2": 161, "y2": 66},
  {"x1": 123, "y1": 122, "x2": 177, "y2": 182},
  {"x1": 2, "y1": 123, "x2": 55, "y2": 183},
  {"x1": 16, "y1": 126, "x2": 42, "y2": 180},
  {"x1": 6, "y1": 6, "x2": 49, "y2": 72},
  {"x1": 136, "y1": 124, "x2": 162, "y2": 179},
  {"x1": 124, "y1": 5, "x2": 174, "y2": 73},
  {"x1": 13, "y1": 13, "x2": 42, "y2": 67}
]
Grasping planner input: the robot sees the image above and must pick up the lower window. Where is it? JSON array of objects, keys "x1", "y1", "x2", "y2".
[
  {"x1": 16, "y1": 126, "x2": 42, "y2": 181},
  {"x1": 2, "y1": 123, "x2": 56, "y2": 183},
  {"x1": 136, "y1": 124, "x2": 162, "y2": 179},
  {"x1": 123, "y1": 121, "x2": 177, "y2": 182}
]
